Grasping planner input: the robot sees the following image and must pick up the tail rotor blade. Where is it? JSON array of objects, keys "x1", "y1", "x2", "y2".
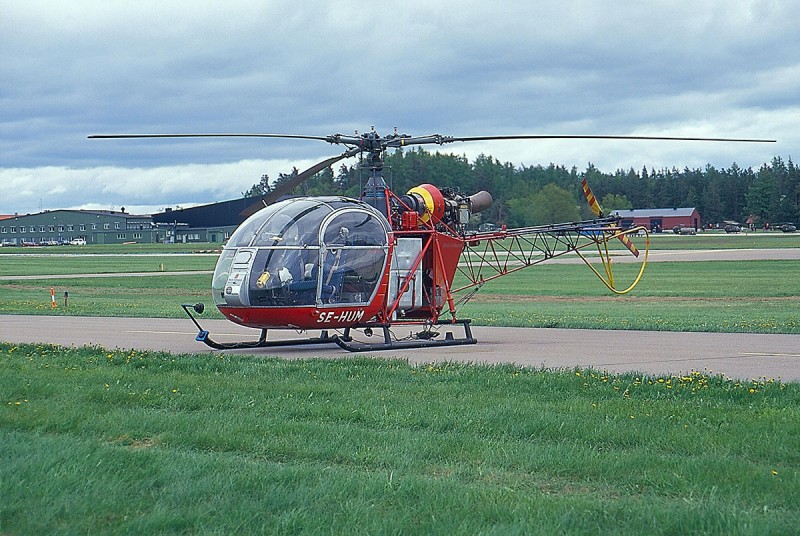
[
  {"x1": 582, "y1": 177, "x2": 643, "y2": 257},
  {"x1": 581, "y1": 178, "x2": 604, "y2": 217},
  {"x1": 616, "y1": 231, "x2": 640, "y2": 257}
]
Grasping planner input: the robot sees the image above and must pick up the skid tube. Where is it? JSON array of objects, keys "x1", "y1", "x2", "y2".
[
  {"x1": 181, "y1": 303, "x2": 337, "y2": 350},
  {"x1": 333, "y1": 319, "x2": 477, "y2": 352}
]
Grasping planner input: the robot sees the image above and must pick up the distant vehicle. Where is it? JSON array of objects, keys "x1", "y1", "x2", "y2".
[
  {"x1": 724, "y1": 224, "x2": 741, "y2": 233},
  {"x1": 779, "y1": 223, "x2": 797, "y2": 233},
  {"x1": 672, "y1": 225, "x2": 696, "y2": 235},
  {"x1": 69, "y1": 238, "x2": 87, "y2": 245}
]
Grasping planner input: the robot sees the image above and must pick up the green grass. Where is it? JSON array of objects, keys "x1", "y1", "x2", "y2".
[
  {"x1": 3, "y1": 241, "x2": 799, "y2": 533},
  {"x1": 458, "y1": 260, "x2": 800, "y2": 298},
  {"x1": 645, "y1": 231, "x2": 800, "y2": 250},
  {"x1": 0, "y1": 274, "x2": 221, "y2": 319},
  {"x1": 0, "y1": 253, "x2": 217, "y2": 276},
  {"x1": 1, "y1": 245, "x2": 799, "y2": 333},
  {"x1": 7, "y1": 261, "x2": 799, "y2": 333},
  {"x1": 2, "y1": 342, "x2": 799, "y2": 534},
  {"x1": 0, "y1": 242, "x2": 221, "y2": 255},
  {"x1": 460, "y1": 298, "x2": 800, "y2": 333},
  {"x1": 456, "y1": 261, "x2": 800, "y2": 333}
]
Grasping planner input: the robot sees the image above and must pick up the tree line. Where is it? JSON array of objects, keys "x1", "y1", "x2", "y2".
[{"x1": 244, "y1": 148, "x2": 799, "y2": 227}]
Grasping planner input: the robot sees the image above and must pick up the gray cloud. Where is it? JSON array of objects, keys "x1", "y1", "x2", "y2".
[{"x1": 1, "y1": 0, "x2": 796, "y2": 215}]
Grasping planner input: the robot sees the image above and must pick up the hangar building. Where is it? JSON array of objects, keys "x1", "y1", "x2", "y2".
[
  {"x1": 0, "y1": 209, "x2": 162, "y2": 245},
  {"x1": 614, "y1": 207, "x2": 701, "y2": 233},
  {"x1": 151, "y1": 197, "x2": 257, "y2": 243},
  {"x1": 1, "y1": 195, "x2": 265, "y2": 246}
]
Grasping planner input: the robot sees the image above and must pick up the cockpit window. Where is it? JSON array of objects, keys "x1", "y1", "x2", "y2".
[
  {"x1": 217, "y1": 197, "x2": 391, "y2": 309},
  {"x1": 322, "y1": 211, "x2": 388, "y2": 247},
  {"x1": 314, "y1": 208, "x2": 389, "y2": 305},
  {"x1": 228, "y1": 198, "x2": 331, "y2": 248}
]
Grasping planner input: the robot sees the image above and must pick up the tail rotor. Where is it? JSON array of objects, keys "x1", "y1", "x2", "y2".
[{"x1": 579, "y1": 178, "x2": 649, "y2": 294}]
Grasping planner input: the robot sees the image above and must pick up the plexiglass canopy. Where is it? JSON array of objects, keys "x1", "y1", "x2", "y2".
[{"x1": 213, "y1": 197, "x2": 391, "y2": 308}]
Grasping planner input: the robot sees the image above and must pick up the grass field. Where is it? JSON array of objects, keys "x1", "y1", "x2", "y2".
[
  {"x1": 1, "y1": 257, "x2": 798, "y2": 333},
  {"x1": 0, "y1": 242, "x2": 220, "y2": 255},
  {"x1": 458, "y1": 260, "x2": 800, "y2": 333},
  {"x1": 642, "y1": 231, "x2": 800, "y2": 250},
  {"x1": 2, "y1": 239, "x2": 799, "y2": 533},
  {"x1": 2, "y1": 342, "x2": 799, "y2": 534},
  {"x1": 0, "y1": 253, "x2": 217, "y2": 276}
]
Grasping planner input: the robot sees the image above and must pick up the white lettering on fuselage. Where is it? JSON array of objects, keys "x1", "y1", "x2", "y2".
[{"x1": 316, "y1": 309, "x2": 365, "y2": 324}]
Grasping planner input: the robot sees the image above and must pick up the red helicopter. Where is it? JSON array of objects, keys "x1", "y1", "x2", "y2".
[{"x1": 90, "y1": 128, "x2": 774, "y2": 351}]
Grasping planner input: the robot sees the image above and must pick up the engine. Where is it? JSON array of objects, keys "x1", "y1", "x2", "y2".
[{"x1": 396, "y1": 184, "x2": 492, "y2": 231}]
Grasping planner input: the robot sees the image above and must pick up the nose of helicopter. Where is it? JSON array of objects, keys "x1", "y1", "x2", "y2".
[{"x1": 208, "y1": 196, "x2": 391, "y2": 330}]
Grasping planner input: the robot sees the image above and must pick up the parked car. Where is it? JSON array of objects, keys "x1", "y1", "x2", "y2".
[
  {"x1": 724, "y1": 224, "x2": 741, "y2": 233},
  {"x1": 69, "y1": 238, "x2": 87, "y2": 245},
  {"x1": 672, "y1": 225, "x2": 696, "y2": 235},
  {"x1": 780, "y1": 223, "x2": 797, "y2": 233}
]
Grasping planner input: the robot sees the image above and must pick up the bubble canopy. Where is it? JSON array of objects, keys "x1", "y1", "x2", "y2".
[{"x1": 213, "y1": 197, "x2": 391, "y2": 310}]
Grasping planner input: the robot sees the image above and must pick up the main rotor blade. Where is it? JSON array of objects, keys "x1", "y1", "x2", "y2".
[
  {"x1": 88, "y1": 133, "x2": 333, "y2": 142},
  {"x1": 436, "y1": 134, "x2": 776, "y2": 144},
  {"x1": 239, "y1": 148, "x2": 360, "y2": 218},
  {"x1": 89, "y1": 131, "x2": 777, "y2": 145}
]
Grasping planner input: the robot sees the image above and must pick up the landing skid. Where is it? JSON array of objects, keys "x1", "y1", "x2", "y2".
[
  {"x1": 181, "y1": 303, "x2": 337, "y2": 350},
  {"x1": 333, "y1": 320, "x2": 477, "y2": 351},
  {"x1": 195, "y1": 328, "x2": 337, "y2": 350},
  {"x1": 181, "y1": 304, "x2": 477, "y2": 352}
]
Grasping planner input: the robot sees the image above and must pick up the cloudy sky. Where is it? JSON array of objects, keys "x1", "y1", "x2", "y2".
[{"x1": 1, "y1": 0, "x2": 797, "y2": 215}]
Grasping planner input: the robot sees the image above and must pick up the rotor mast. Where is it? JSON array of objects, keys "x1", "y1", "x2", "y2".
[{"x1": 348, "y1": 127, "x2": 404, "y2": 216}]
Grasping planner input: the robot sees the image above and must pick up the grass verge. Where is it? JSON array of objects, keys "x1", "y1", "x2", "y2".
[
  {"x1": 2, "y1": 342, "x2": 799, "y2": 534},
  {"x1": 2, "y1": 260, "x2": 798, "y2": 333},
  {"x1": 0, "y1": 253, "x2": 217, "y2": 276}
]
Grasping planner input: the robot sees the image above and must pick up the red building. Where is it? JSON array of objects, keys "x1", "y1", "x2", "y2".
[{"x1": 614, "y1": 207, "x2": 701, "y2": 232}]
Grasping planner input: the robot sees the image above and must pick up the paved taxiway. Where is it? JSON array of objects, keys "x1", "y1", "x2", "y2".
[{"x1": 1, "y1": 315, "x2": 798, "y2": 381}]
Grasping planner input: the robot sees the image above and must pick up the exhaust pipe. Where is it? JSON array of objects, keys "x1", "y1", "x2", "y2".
[{"x1": 467, "y1": 191, "x2": 492, "y2": 214}]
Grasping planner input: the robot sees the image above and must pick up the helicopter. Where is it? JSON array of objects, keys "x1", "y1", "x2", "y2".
[{"x1": 90, "y1": 128, "x2": 774, "y2": 351}]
